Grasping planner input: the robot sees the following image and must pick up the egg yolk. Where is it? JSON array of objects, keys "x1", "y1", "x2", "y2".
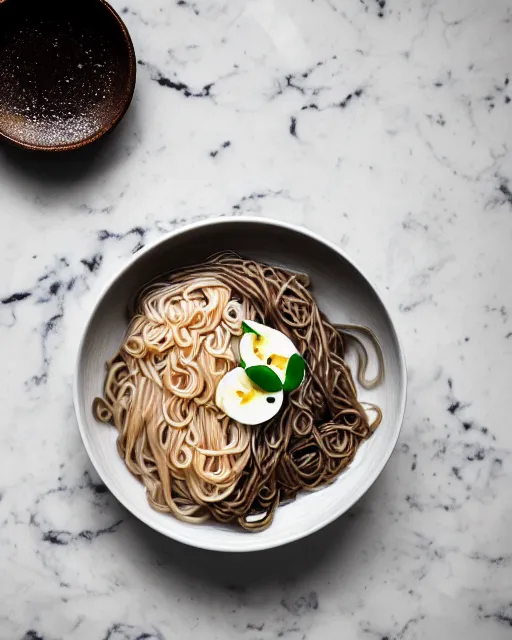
[
  {"x1": 253, "y1": 334, "x2": 266, "y2": 360},
  {"x1": 236, "y1": 388, "x2": 256, "y2": 405},
  {"x1": 268, "y1": 354, "x2": 288, "y2": 370}
]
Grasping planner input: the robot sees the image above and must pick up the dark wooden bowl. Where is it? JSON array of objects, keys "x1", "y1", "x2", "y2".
[{"x1": 0, "y1": 0, "x2": 136, "y2": 152}]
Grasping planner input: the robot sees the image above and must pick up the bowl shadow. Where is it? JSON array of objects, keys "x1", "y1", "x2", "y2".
[
  {"x1": 123, "y1": 471, "x2": 388, "y2": 595},
  {"x1": 0, "y1": 92, "x2": 139, "y2": 187}
]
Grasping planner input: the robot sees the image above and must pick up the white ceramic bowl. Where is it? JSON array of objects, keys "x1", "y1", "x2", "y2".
[{"x1": 74, "y1": 218, "x2": 406, "y2": 552}]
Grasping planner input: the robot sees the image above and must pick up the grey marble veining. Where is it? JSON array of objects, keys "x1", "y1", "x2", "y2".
[{"x1": 1, "y1": 0, "x2": 512, "y2": 638}]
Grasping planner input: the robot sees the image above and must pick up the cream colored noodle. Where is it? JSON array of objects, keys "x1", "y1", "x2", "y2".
[{"x1": 94, "y1": 277, "x2": 255, "y2": 523}]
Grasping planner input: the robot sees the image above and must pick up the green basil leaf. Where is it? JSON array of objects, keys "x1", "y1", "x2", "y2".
[
  {"x1": 283, "y1": 353, "x2": 306, "y2": 392},
  {"x1": 240, "y1": 356, "x2": 246, "y2": 368},
  {"x1": 242, "y1": 321, "x2": 261, "y2": 336},
  {"x1": 246, "y1": 365, "x2": 283, "y2": 392}
]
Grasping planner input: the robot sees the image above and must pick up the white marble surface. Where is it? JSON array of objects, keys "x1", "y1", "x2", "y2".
[{"x1": 1, "y1": 0, "x2": 512, "y2": 638}]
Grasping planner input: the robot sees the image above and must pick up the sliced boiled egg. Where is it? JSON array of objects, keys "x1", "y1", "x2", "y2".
[
  {"x1": 215, "y1": 367, "x2": 283, "y2": 425},
  {"x1": 240, "y1": 320, "x2": 299, "y2": 383}
]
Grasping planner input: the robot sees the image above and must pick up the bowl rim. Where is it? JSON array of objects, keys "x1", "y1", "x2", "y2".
[
  {"x1": 73, "y1": 217, "x2": 407, "y2": 552},
  {"x1": 0, "y1": 0, "x2": 136, "y2": 152}
]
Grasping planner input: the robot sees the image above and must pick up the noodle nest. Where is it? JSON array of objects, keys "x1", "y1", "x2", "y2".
[{"x1": 94, "y1": 252, "x2": 383, "y2": 531}]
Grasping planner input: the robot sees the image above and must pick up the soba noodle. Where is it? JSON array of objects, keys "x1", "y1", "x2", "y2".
[{"x1": 93, "y1": 252, "x2": 383, "y2": 531}]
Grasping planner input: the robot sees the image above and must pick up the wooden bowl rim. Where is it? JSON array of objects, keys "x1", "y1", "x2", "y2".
[{"x1": 0, "y1": 0, "x2": 136, "y2": 152}]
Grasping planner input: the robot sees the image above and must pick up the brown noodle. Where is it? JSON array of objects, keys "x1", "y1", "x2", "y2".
[{"x1": 93, "y1": 252, "x2": 383, "y2": 531}]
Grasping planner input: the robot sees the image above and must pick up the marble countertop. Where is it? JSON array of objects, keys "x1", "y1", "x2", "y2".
[{"x1": 1, "y1": 0, "x2": 512, "y2": 638}]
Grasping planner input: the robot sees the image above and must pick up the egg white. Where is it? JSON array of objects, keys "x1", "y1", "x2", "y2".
[
  {"x1": 240, "y1": 320, "x2": 298, "y2": 383},
  {"x1": 215, "y1": 367, "x2": 283, "y2": 425}
]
